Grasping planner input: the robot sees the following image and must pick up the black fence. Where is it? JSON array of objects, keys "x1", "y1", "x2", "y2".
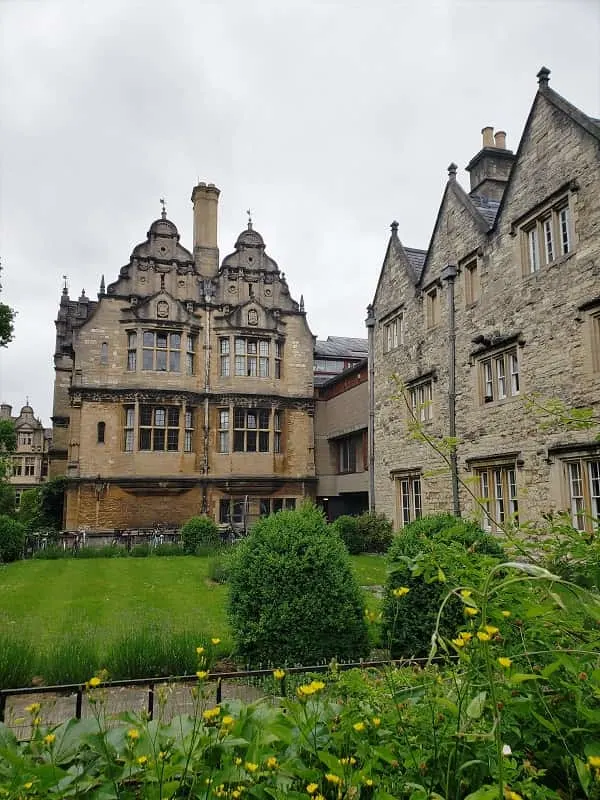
[{"x1": 0, "y1": 659, "x2": 413, "y2": 725}]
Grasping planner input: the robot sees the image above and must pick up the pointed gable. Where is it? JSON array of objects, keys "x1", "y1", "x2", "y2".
[{"x1": 372, "y1": 222, "x2": 426, "y2": 317}]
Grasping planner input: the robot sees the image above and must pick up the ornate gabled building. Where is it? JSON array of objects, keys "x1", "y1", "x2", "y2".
[
  {"x1": 1, "y1": 401, "x2": 51, "y2": 507},
  {"x1": 50, "y1": 183, "x2": 316, "y2": 530},
  {"x1": 370, "y1": 68, "x2": 600, "y2": 531}
]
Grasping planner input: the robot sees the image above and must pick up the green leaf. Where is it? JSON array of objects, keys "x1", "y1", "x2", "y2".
[
  {"x1": 509, "y1": 673, "x2": 544, "y2": 684},
  {"x1": 574, "y1": 756, "x2": 591, "y2": 795},
  {"x1": 466, "y1": 691, "x2": 487, "y2": 720},
  {"x1": 464, "y1": 787, "x2": 501, "y2": 800},
  {"x1": 317, "y1": 749, "x2": 340, "y2": 771}
]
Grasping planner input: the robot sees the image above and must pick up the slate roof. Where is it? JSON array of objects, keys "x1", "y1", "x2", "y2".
[
  {"x1": 404, "y1": 247, "x2": 428, "y2": 280},
  {"x1": 469, "y1": 194, "x2": 501, "y2": 226},
  {"x1": 314, "y1": 336, "x2": 368, "y2": 358}
]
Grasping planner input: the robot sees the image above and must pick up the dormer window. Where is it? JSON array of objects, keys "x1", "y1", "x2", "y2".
[
  {"x1": 142, "y1": 331, "x2": 181, "y2": 372},
  {"x1": 521, "y1": 196, "x2": 573, "y2": 275}
]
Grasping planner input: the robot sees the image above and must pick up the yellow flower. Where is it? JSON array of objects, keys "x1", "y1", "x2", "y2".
[
  {"x1": 266, "y1": 756, "x2": 278, "y2": 769},
  {"x1": 392, "y1": 586, "x2": 410, "y2": 598},
  {"x1": 325, "y1": 773, "x2": 341, "y2": 784},
  {"x1": 372, "y1": 717, "x2": 381, "y2": 727},
  {"x1": 339, "y1": 756, "x2": 357, "y2": 765},
  {"x1": 503, "y1": 790, "x2": 523, "y2": 800},
  {"x1": 25, "y1": 703, "x2": 40, "y2": 714},
  {"x1": 477, "y1": 631, "x2": 491, "y2": 642},
  {"x1": 32, "y1": 717, "x2": 41, "y2": 726},
  {"x1": 273, "y1": 668, "x2": 286, "y2": 680},
  {"x1": 588, "y1": 755, "x2": 600, "y2": 768},
  {"x1": 498, "y1": 657, "x2": 513, "y2": 668},
  {"x1": 232, "y1": 792, "x2": 241, "y2": 799},
  {"x1": 464, "y1": 607, "x2": 479, "y2": 617},
  {"x1": 458, "y1": 631, "x2": 472, "y2": 641},
  {"x1": 222, "y1": 715, "x2": 234, "y2": 726},
  {"x1": 452, "y1": 637, "x2": 466, "y2": 648},
  {"x1": 485, "y1": 625, "x2": 499, "y2": 635},
  {"x1": 353, "y1": 721, "x2": 366, "y2": 732},
  {"x1": 363, "y1": 777, "x2": 374, "y2": 786},
  {"x1": 460, "y1": 590, "x2": 472, "y2": 599},
  {"x1": 211, "y1": 638, "x2": 221, "y2": 645},
  {"x1": 196, "y1": 646, "x2": 205, "y2": 655},
  {"x1": 137, "y1": 755, "x2": 148, "y2": 766},
  {"x1": 202, "y1": 706, "x2": 221, "y2": 721},
  {"x1": 127, "y1": 728, "x2": 140, "y2": 740},
  {"x1": 43, "y1": 733, "x2": 56, "y2": 745},
  {"x1": 501, "y1": 610, "x2": 512, "y2": 618},
  {"x1": 234, "y1": 757, "x2": 243, "y2": 765},
  {"x1": 245, "y1": 761, "x2": 258, "y2": 772},
  {"x1": 315, "y1": 796, "x2": 326, "y2": 800},
  {"x1": 88, "y1": 676, "x2": 102, "y2": 688},
  {"x1": 306, "y1": 783, "x2": 319, "y2": 795},
  {"x1": 196, "y1": 670, "x2": 209, "y2": 680},
  {"x1": 24, "y1": 783, "x2": 33, "y2": 790}
]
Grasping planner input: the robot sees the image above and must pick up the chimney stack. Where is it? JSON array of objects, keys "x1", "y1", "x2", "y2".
[
  {"x1": 191, "y1": 182, "x2": 220, "y2": 277},
  {"x1": 466, "y1": 125, "x2": 515, "y2": 203},
  {"x1": 481, "y1": 126, "x2": 495, "y2": 148},
  {"x1": 0, "y1": 403, "x2": 12, "y2": 420},
  {"x1": 494, "y1": 130, "x2": 506, "y2": 149}
]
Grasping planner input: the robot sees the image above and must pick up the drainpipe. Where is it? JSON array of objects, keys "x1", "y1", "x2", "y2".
[
  {"x1": 202, "y1": 280, "x2": 214, "y2": 514},
  {"x1": 441, "y1": 264, "x2": 460, "y2": 517},
  {"x1": 365, "y1": 304, "x2": 376, "y2": 513}
]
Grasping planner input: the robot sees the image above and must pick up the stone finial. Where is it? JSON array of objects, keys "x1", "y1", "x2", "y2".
[
  {"x1": 160, "y1": 197, "x2": 167, "y2": 219},
  {"x1": 390, "y1": 220, "x2": 399, "y2": 235},
  {"x1": 299, "y1": 294, "x2": 305, "y2": 312},
  {"x1": 447, "y1": 163, "x2": 458, "y2": 180},
  {"x1": 537, "y1": 66, "x2": 550, "y2": 88},
  {"x1": 99, "y1": 275, "x2": 106, "y2": 295},
  {"x1": 62, "y1": 274, "x2": 69, "y2": 295},
  {"x1": 246, "y1": 208, "x2": 253, "y2": 230}
]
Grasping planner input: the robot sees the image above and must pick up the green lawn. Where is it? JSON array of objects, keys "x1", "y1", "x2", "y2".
[{"x1": 0, "y1": 554, "x2": 387, "y2": 685}]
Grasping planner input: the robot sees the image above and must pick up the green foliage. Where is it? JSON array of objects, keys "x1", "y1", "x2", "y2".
[
  {"x1": 382, "y1": 514, "x2": 504, "y2": 657},
  {"x1": 37, "y1": 475, "x2": 67, "y2": 530},
  {"x1": 17, "y1": 487, "x2": 43, "y2": 532},
  {"x1": 0, "y1": 301, "x2": 15, "y2": 348},
  {"x1": 333, "y1": 511, "x2": 394, "y2": 554},
  {"x1": 0, "y1": 514, "x2": 25, "y2": 562},
  {"x1": 0, "y1": 634, "x2": 35, "y2": 689},
  {"x1": 181, "y1": 515, "x2": 220, "y2": 553},
  {"x1": 106, "y1": 628, "x2": 218, "y2": 680},
  {"x1": 228, "y1": 503, "x2": 370, "y2": 665},
  {"x1": 0, "y1": 418, "x2": 16, "y2": 454},
  {"x1": 207, "y1": 547, "x2": 238, "y2": 583},
  {"x1": 0, "y1": 481, "x2": 15, "y2": 516}
]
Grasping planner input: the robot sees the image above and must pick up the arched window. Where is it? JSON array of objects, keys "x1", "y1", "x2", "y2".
[
  {"x1": 97, "y1": 421, "x2": 106, "y2": 444},
  {"x1": 100, "y1": 342, "x2": 108, "y2": 365}
]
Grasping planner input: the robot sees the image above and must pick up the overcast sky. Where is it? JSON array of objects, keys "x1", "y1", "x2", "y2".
[{"x1": 0, "y1": 0, "x2": 598, "y2": 425}]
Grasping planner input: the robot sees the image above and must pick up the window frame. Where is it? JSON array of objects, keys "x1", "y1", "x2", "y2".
[
  {"x1": 464, "y1": 259, "x2": 480, "y2": 307},
  {"x1": 521, "y1": 197, "x2": 573, "y2": 275},
  {"x1": 394, "y1": 472, "x2": 423, "y2": 528},
  {"x1": 425, "y1": 286, "x2": 440, "y2": 329},
  {"x1": 479, "y1": 347, "x2": 520, "y2": 404},
  {"x1": 564, "y1": 457, "x2": 600, "y2": 531},
  {"x1": 409, "y1": 381, "x2": 433, "y2": 422},
  {"x1": 475, "y1": 464, "x2": 519, "y2": 532},
  {"x1": 382, "y1": 314, "x2": 403, "y2": 353},
  {"x1": 141, "y1": 330, "x2": 182, "y2": 373}
]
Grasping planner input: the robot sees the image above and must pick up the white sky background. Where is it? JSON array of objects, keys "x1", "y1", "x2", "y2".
[{"x1": 0, "y1": 0, "x2": 598, "y2": 424}]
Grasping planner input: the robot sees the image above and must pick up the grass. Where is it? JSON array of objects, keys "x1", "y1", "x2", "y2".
[{"x1": 0, "y1": 553, "x2": 387, "y2": 687}]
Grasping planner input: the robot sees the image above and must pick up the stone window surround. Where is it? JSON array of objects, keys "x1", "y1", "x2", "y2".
[
  {"x1": 381, "y1": 308, "x2": 404, "y2": 353},
  {"x1": 390, "y1": 468, "x2": 423, "y2": 528},
  {"x1": 405, "y1": 370, "x2": 437, "y2": 423},
  {"x1": 466, "y1": 453, "x2": 522, "y2": 532},
  {"x1": 510, "y1": 179, "x2": 578, "y2": 277},
  {"x1": 216, "y1": 406, "x2": 283, "y2": 454},
  {"x1": 547, "y1": 442, "x2": 600, "y2": 533},
  {"x1": 122, "y1": 402, "x2": 194, "y2": 453},
  {"x1": 459, "y1": 251, "x2": 481, "y2": 307},
  {"x1": 578, "y1": 297, "x2": 600, "y2": 373},
  {"x1": 422, "y1": 280, "x2": 442, "y2": 329},
  {"x1": 218, "y1": 334, "x2": 283, "y2": 379},
  {"x1": 470, "y1": 334, "x2": 524, "y2": 406},
  {"x1": 125, "y1": 327, "x2": 197, "y2": 375}
]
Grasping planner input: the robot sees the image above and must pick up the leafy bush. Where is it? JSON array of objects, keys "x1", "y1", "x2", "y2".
[
  {"x1": 181, "y1": 516, "x2": 220, "y2": 553},
  {"x1": 207, "y1": 548, "x2": 237, "y2": 583},
  {"x1": 333, "y1": 511, "x2": 394, "y2": 554},
  {"x1": 228, "y1": 503, "x2": 370, "y2": 665},
  {"x1": 382, "y1": 514, "x2": 503, "y2": 658},
  {"x1": 331, "y1": 514, "x2": 362, "y2": 553},
  {"x1": 0, "y1": 515, "x2": 25, "y2": 562}
]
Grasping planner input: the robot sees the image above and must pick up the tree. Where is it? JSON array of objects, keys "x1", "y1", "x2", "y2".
[
  {"x1": 0, "y1": 260, "x2": 15, "y2": 348},
  {"x1": 0, "y1": 419, "x2": 16, "y2": 517},
  {"x1": 38, "y1": 476, "x2": 67, "y2": 530}
]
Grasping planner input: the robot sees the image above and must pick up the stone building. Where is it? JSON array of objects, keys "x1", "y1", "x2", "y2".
[
  {"x1": 314, "y1": 357, "x2": 369, "y2": 520},
  {"x1": 50, "y1": 184, "x2": 316, "y2": 530},
  {"x1": 370, "y1": 68, "x2": 600, "y2": 532},
  {"x1": 0, "y1": 402, "x2": 51, "y2": 507}
]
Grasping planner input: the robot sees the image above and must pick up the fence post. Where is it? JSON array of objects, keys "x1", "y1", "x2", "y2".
[
  {"x1": 75, "y1": 687, "x2": 83, "y2": 719},
  {"x1": 148, "y1": 684, "x2": 154, "y2": 720},
  {"x1": 0, "y1": 692, "x2": 6, "y2": 723},
  {"x1": 216, "y1": 678, "x2": 222, "y2": 705}
]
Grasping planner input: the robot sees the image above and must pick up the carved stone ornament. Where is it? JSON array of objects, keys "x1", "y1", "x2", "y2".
[
  {"x1": 229, "y1": 284, "x2": 237, "y2": 293},
  {"x1": 157, "y1": 300, "x2": 169, "y2": 318},
  {"x1": 264, "y1": 288, "x2": 272, "y2": 297},
  {"x1": 248, "y1": 309, "x2": 259, "y2": 326},
  {"x1": 138, "y1": 261, "x2": 149, "y2": 271}
]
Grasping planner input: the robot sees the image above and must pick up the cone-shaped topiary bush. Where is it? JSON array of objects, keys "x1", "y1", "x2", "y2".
[{"x1": 228, "y1": 503, "x2": 370, "y2": 666}]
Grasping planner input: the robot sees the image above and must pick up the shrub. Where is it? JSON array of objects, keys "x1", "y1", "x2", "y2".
[
  {"x1": 382, "y1": 514, "x2": 504, "y2": 658},
  {"x1": 331, "y1": 515, "x2": 362, "y2": 553},
  {"x1": 207, "y1": 548, "x2": 237, "y2": 583},
  {"x1": 333, "y1": 512, "x2": 394, "y2": 554},
  {"x1": 228, "y1": 503, "x2": 370, "y2": 666},
  {"x1": 0, "y1": 515, "x2": 25, "y2": 562},
  {"x1": 181, "y1": 516, "x2": 220, "y2": 553}
]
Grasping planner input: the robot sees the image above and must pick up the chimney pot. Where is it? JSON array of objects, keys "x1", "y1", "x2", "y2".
[
  {"x1": 481, "y1": 126, "x2": 494, "y2": 148},
  {"x1": 494, "y1": 131, "x2": 506, "y2": 149}
]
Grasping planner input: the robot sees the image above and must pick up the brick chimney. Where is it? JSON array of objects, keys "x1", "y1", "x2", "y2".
[
  {"x1": 466, "y1": 127, "x2": 515, "y2": 203},
  {"x1": 191, "y1": 182, "x2": 220, "y2": 277}
]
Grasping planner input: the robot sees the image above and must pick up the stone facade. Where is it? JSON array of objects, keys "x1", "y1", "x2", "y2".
[
  {"x1": 50, "y1": 185, "x2": 316, "y2": 530},
  {"x1": 0, "y1": 402, "x2": 51, "y2": 506},
  {"x1": 314, "y1": 360, "x2": 369, "y2": 520},
  {"x1": 371, "y1": 69, "x2": 600, "y2": 532}
]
